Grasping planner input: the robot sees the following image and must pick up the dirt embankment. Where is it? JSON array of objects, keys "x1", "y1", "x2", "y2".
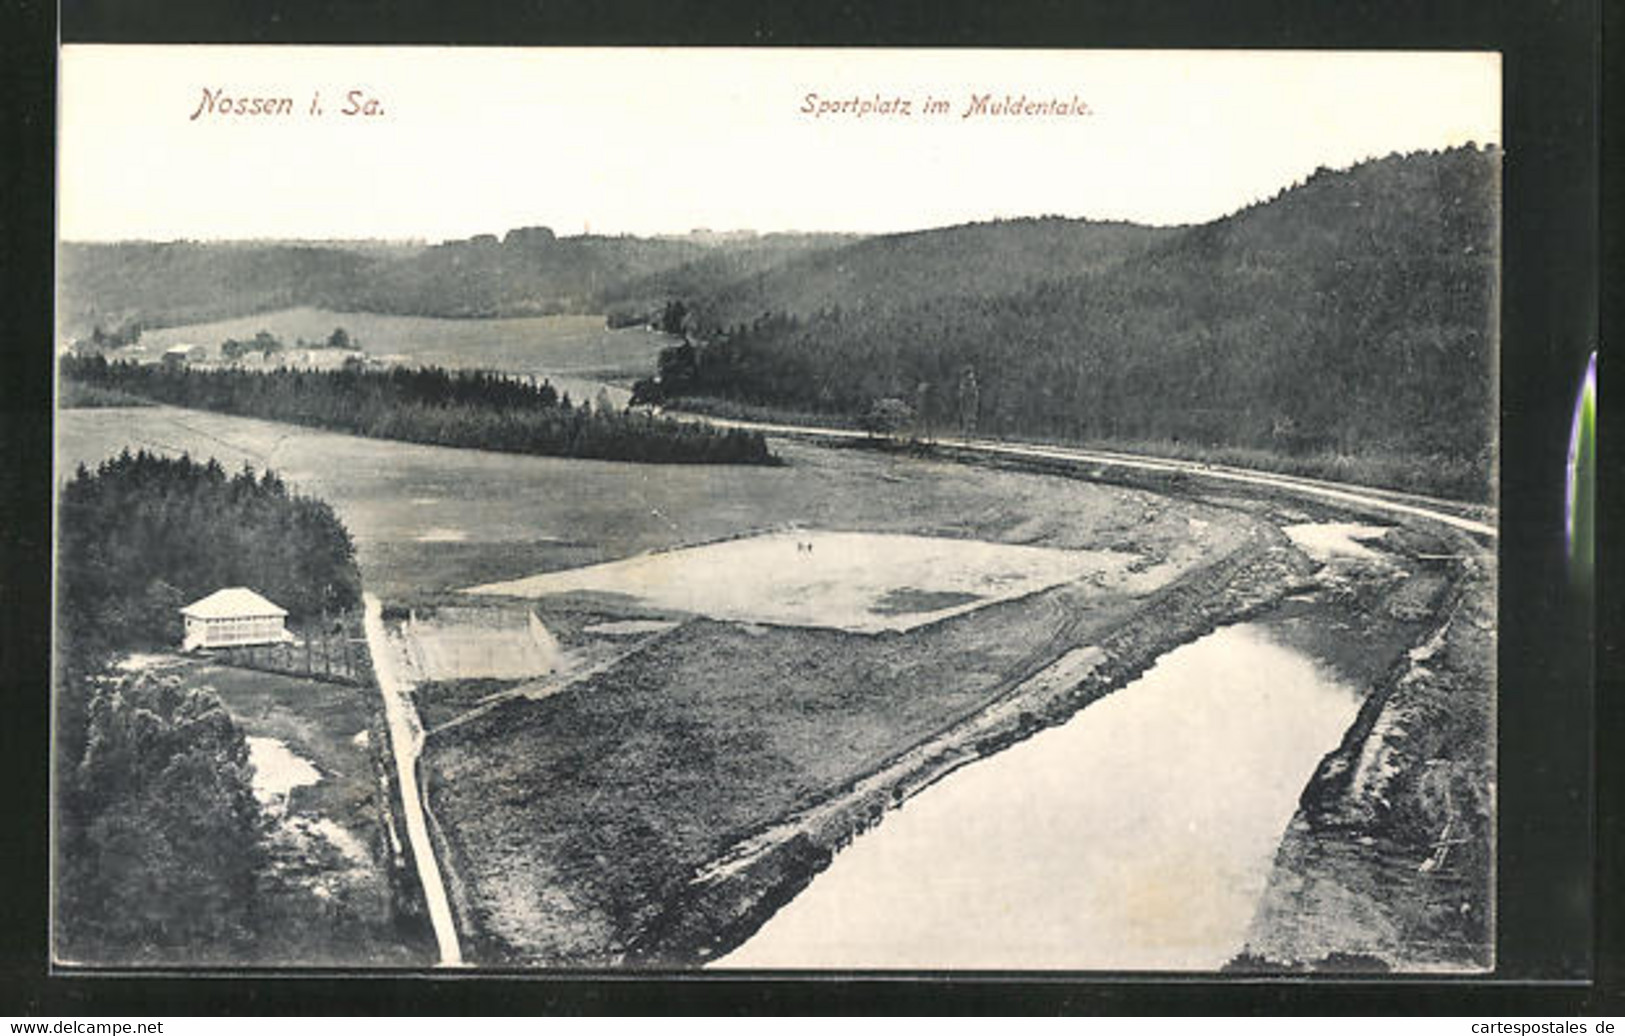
[
  {"x1": 921, "y1": 434, "x2": 1496, "y2": 971},
  {"x1": 1233, "y1": 534, "x2": 1495, "y2": 973},
  {"x1": 622, "y1": 524, "x2": 1319, "y2": 966}
]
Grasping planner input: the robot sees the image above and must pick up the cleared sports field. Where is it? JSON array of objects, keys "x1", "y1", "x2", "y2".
[{"x1": 468, "y1": 529, "x2": 1133, "y2": 633}]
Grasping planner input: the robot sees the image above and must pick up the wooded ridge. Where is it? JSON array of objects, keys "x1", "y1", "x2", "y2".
[{"x1": 648, "y1": 146, "x2": 1500, "y2": 499}]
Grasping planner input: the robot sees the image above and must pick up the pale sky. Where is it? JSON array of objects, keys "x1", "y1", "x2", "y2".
[{"x1": 59, "y1": 46, "x2": 1500, "y2": 241}]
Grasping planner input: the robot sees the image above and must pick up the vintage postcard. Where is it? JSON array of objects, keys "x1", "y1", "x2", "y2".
[{"x1": 52, "y1": 46, "x2": 1499, "y2": 972}]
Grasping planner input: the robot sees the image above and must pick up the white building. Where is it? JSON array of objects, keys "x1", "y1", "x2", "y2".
[
  {"x1": 163, "y1": 343, "x2": 209, "y2": 366},
  {"x1": 180, "y1": 587, "x2": 292, "y2": 651}
]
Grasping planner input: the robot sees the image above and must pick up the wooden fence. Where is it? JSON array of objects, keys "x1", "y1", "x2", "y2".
[{"x1": 210, "y1": 624, "x2": 372, "y2": 685}]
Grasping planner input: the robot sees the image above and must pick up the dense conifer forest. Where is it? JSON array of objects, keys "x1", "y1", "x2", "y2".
[
  {"x1": 57, "y1": 449, "x2": 361, "y2": 654},
  {"x1": 54, "y1": 452, "x2": 363, "y2": 963},
  {"x1": 645, "y1": 147, "x2": 1500, "y2": 499},
  {"x1": 61, "y1": 356, "x2": 777, "y2": 466},
  {"x1": 54, "y1": 667, "x2": 265, "y2": 964}
]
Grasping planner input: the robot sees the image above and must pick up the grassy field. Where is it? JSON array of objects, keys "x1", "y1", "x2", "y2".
[
  {"x1": 58, "y1": 403, "x2": 1264, "y2": 966},
  {"x1": 409, "y1": 605, "x2": 683, "y2": 733},
  {"x1": 190, "y1": 662, "x2": 378, "y2": 832},
  {"x1": 136, "y1": 307, "x2": 668, "y2": 385},
  {"x1": 424, "y1": 594, "x2": 1073, "y2": 963},
  {"x1": 161, "y1": 658, "x2": 427, "y2": 966},
  {"x1": 425, "y1": 519, "x2": 1252, "y2": 964},
  {"x1": 57, "y1": 379, "x2": 155, "y2": 408},
  {"x1": 57, "y1": 405, "x2": 1240, "y2": 602}
]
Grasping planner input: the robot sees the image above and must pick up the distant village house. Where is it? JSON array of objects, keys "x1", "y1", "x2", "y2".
[
  {"x1": 163, "y1": 343, "x2": 209, "y2": 367},
  {"x1": 181, "y1": 587, "x2": 292, "y2": 651}
]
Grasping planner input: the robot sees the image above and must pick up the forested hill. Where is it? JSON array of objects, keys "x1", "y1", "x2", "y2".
[
  {"x1": 676, "y1": 218, "x2": 1177, "y2": 334},
  {"x1": 338, "y1": 229, "x2": 850, "y2": 319},
  {"x1": 659, "y1": 146, "x2": 1501, "y2": 499},
  {"x1": 58, "y1": 229, "x2": 853, "y2": 336},
  {"x1": 595, "y1": 232, "x2": 862, "y2": 325},
  {"x1": 58, "y1": 241, "x2": 380, "y2": 336}
]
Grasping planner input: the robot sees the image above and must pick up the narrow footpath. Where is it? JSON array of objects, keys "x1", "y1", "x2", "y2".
[{"x1": 362, "y1": 593, "x2": 464, "y2": 967}]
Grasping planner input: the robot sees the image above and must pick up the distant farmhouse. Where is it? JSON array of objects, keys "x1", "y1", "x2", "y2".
[
  {"x1": 181, "y1": 587, "x2": 291, "y2": 651},
  {"x1": 163, "y1": 343, "x2": 209, "y2": 367}
]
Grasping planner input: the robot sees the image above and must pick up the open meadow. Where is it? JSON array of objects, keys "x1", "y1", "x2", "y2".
[
  {"x1": 137, "y1": 307, "x2": 668, "y2": 399},
  {"x1": 56, "y1": 406, "x2": 1240, "y2": 601}
]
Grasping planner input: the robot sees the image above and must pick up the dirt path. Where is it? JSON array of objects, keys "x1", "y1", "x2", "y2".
[
  {"x1": 362, "y1": 593, "x2": 464, "y2": 967},
  {"x1": 678, "y1": 413, "x2": 1496, "y2": 538}
]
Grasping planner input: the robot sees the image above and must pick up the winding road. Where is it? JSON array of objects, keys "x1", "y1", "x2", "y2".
[{"x1": 684, "y1": 413, "x2": 1497, "y2": 539}]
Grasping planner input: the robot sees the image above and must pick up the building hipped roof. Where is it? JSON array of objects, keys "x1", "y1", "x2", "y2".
[{"x1": 181, "y1": 587, "x2": 288, "y2": 619}]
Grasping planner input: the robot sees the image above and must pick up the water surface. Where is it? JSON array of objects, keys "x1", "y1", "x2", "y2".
[
  {"x1": 246, "y1": 736, "x2": 322, "y2": 806},
  {"x1": 717, "y1": 623, "x2": 1362, "y2": 970}
]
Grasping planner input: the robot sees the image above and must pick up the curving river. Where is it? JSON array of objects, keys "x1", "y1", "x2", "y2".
[{"x1": 715, "y1": 622, "x2": 1363, "y2": 971}]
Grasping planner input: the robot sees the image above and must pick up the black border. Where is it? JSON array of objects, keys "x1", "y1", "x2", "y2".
[{"x1": 4, "y1": 0, "x2": 1612, "y2": 1016}]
